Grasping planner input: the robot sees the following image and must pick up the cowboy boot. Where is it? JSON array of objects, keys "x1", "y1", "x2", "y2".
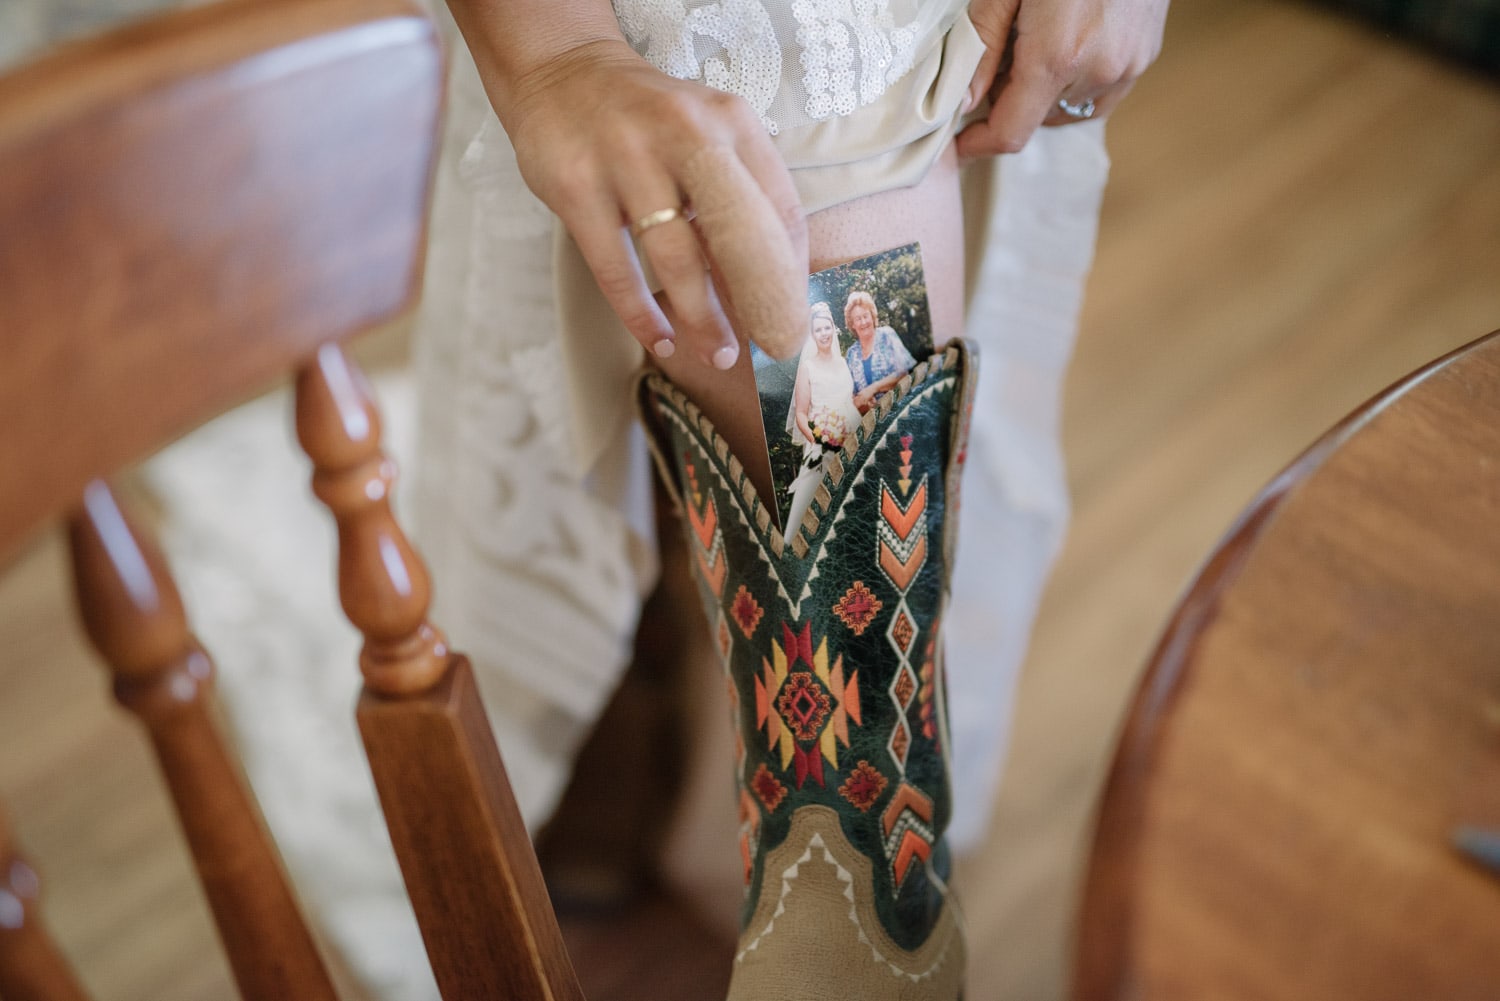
[{"x1": 639, "y1": 341, "x2": 978, "y2": 1000}]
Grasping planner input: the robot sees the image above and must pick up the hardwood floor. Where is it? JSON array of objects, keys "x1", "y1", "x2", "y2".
[
  {"x1": 1, "y1": 0, "x2": 1496, "y2": 997},
  {"x1": 965, "y1": 0, "x2": 1500, "y2": 998}
]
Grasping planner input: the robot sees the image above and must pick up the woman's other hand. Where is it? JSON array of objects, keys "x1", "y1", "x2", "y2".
[
  {"x1": 956, "y1": 0, "x2": 1169, "y2": 158},
  {"x1": 476, "y1": 30, "x2": 809, "y2": 368}
]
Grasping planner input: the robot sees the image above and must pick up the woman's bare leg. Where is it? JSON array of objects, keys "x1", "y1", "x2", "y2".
[{"x1": 805, "y1": 141, "x2": 965, "y2": 341}]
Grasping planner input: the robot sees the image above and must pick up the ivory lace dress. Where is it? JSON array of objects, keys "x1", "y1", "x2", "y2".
[{"x1": 412, "y1": 0, "x2": 1109, "y2": 853}]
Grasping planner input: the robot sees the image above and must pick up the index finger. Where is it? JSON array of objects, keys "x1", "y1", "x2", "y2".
[
  {"x1": 680, "y1": 144, "x2": 808, "y2": 361},
  {"x1": 563, "y1": 196, "x2": 677, "y2": 354},
  {"x1": 734, "y1": 127, "x2": 810, "y2": 280}
]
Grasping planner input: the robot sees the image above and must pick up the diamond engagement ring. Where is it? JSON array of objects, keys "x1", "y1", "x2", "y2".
[
  {"x1": 1057, "y1": 97, "x2": 1096, "y2": 120},
  {"x1": 631, "y1": 206, "x2": 687, "y2": 237}
]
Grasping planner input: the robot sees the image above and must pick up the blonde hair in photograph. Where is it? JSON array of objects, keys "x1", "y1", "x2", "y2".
[{"x1": 843, "y1": 290, "x2": 877, "y2": 330}]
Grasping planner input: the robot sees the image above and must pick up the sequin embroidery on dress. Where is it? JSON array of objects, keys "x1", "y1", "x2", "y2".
[
  {"x1": 792, "y1": 0, "x2": 919, "y2": 119},
  {"x1": 615, "y1": 0, "x2": 785, "y2": 131},
  {"x1": 612, "y1": 0, "x2": 939, "y2": 134}
]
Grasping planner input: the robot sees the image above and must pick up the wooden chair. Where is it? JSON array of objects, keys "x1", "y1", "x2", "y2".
[
  {"x1": 1074, "y1": 330, "x2": 1500, "y2": 1000},
  {"x1": 0, "y1": 1, "x2": 611, "y2": 997}
]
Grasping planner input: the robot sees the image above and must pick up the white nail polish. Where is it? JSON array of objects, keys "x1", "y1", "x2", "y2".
[
  {"x1": 653, "y1": 338, "x2": 676, "y2": 359},
  {"x1": 711, "y1": 345, "x2": 738, "y2": 370}
]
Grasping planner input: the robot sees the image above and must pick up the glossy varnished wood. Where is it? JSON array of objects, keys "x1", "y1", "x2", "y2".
[
  {"x1": 0, "y1": 0, "x2": 443, "y2": 564},
  {"x1": 296, "y1": 346, "x2": 585, "y2": 1001},
  {"x1": 359, "y1": 663, "x2": 588, "y2": 1001},
  {"x1": 295, "y1": 345, "x2": 449, "y2": 696},
  {"x1": 1075, "y1": 331, "x2": 1500, "y2": 1000},
  {"x1": 68, "y1": 483, "x2": 339, "y2": 1001},
  {"x1": 2, "y1": 0, "x2": 1498, "y2": 996},
  {"x1": 0, "y1": 807, "x2": 90, "y2": 1001},
  {"x1": 0, "y1": 1, "x2": 445, "y2": 996}
]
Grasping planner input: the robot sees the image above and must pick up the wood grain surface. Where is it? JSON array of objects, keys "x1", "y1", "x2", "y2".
[
  {"x1": 0, "y1": 0, "x2": 1497, "y2": 998},
  {"x1": 1075, "y1": 331, "x2": 1500, "y2": 1000},
  {"x1": 358, "y1": 661, "x2": 589, "y2": 1001},
  {"x1": 0, "y1": 0, "x2": 442, "y2": 563},
  {"x1": 0, "y1": 0, "x2": 444, "y2": 997}
]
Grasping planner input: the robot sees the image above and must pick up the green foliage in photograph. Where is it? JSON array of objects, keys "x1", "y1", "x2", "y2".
[
  {"x1": 753, "y1": 349, "x2": 802, "y2": 523},
  {"x1": 807, "y1": 243, "x2": 932, "y2": 359},
  {"x1": 753, "y1": 242, "x2": 934, "y2": 530},
  {"x1": 767, "y1": 434, "x2": 805, "y2": 515}
]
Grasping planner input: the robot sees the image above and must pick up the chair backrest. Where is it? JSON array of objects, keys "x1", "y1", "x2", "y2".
[
  {"x1": 1074, "y1": 330, "x2": 1500, "y2": 1001},
  {"x1": 0, "y1": 4, "x2": 586, "y2": 998},
  {"x1": 0, "y1": 0, "x2": 432, "y2": 563}
]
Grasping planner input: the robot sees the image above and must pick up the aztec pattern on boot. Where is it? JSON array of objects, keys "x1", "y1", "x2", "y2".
[{"x1": 640, "y1": 341, "x2": 978, "y2": 1000}]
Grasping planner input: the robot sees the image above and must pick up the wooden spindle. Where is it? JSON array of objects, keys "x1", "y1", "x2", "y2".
[
  {"x1": 297, "y1": 344, "x2": 586, "y2": 1000},
  {"x1": 294, "y1": 343, "x2": 448, "y2": 695},
  {"x1": 67, "y1": 481, "x2": 337, "y2": 1001},
  {"x1": 0, "y1": 808, "x2": 90, "y2": 1001}
]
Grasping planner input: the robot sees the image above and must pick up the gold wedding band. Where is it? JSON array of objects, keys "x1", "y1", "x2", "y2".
[{"x1": 630, "y1": 206, "x2": 686, "y2": 237}]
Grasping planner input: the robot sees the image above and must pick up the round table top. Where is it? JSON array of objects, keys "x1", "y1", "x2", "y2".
[{"x1": 1078, "y1": 330, "x2": 1500, "y2": 1000}]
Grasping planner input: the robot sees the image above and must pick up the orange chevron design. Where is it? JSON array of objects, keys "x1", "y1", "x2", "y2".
[
  {"x1": 755, "y1": 664, "x2": 782, "y2": 749},
  {"x1": 879, "y1": 535, "x2": 928, "y2": 591},
  {"x1": 766, "y1": 697, "x2": 783, "y2": 752},
  {"x1": 755, "y1": 659, "x2": 793, "y2": 765},
  {"x1": 880, "y1": 481, "x2": 927, "y2": 539},
  {"x1": 686, "y1": 493, "x2": 719, "y2": 549},
  {"x1": 892, "y1": 828, "x2": 933, "y2": 887},
  {"x1": 882, "y1": 782, "x2": 935, "y2": 837},
  {"x1": 844, "y1": 666, "x2": 862, "y2": 728}
]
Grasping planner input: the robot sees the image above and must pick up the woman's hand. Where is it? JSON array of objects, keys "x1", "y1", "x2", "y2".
[
  {"x1": 853, "y1": 386, "x2": 879, "y2": 414},
  {"x1": 496, "y1": 38, "x2": 810, "y2": 368},
  {"x1": 957, "y1": 0, "x2": 1169, "y2": 158}
]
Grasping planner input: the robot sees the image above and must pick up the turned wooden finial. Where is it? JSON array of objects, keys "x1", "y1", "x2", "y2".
[
  {"x1": 295, "y1": 343, "x2": 448, "y2": 696},
  {"x1": 68, "y1": 481, "x2": 212, "y2": 720}
]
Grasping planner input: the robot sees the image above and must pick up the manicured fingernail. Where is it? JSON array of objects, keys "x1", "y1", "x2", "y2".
[
  {"x1": 711, "y1": 344, "x2": 738, "y2": 370},
  {"x1": 652, "y1": 338, "x2": 675, "y2": 359}
]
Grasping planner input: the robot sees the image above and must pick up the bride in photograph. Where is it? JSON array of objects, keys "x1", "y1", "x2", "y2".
[{"x1": 784, "y1": 301, "x2": 865, "y2": 534}]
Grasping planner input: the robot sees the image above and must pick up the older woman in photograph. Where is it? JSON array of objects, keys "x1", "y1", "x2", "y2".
[
  {"x1": 844, "y1": 290, "x2": 918, "y2": 413},
  {"x1": 784, "y1": 301, "x2": 865, "y2": 532}
]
